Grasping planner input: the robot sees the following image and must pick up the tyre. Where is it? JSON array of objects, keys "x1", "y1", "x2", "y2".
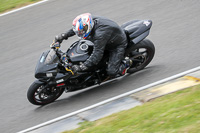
[
  {"x1": 127, "y1": 39, "x2": 155, "y2": 73},
  {"x1": 27, "y1": 81, "x2": 64, "y2": 105}
]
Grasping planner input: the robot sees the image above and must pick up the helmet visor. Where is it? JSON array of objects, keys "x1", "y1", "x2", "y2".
[{"x1": 73, "y1": 25, "x2": 88, "y2": 38}]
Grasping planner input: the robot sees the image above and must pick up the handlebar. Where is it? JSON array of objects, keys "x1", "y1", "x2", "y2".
[
  {"x1": 50, "y1": 41, "x2": 74, "y2": 75},
  {"x1": 50, "y1": 41, "x2": 60, "y2": 49}
]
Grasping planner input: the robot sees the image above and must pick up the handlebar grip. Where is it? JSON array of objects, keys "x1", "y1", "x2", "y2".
[{"x1": 50, "y1": 41, "x2": 61, "y2": 49}]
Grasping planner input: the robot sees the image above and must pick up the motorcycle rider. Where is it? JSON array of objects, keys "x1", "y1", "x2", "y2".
[{"x1": 55, "y1": 13, "x2": 132, "y2": 78}]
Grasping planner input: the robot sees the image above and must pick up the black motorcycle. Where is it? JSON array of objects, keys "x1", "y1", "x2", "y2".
[{"x1": 27, "y1": 20, "x2": 155, "y2": 105}]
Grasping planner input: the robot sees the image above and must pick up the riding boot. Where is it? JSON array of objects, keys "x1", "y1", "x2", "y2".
[{"x1": 120, "y1": 58, "x2": 133, "y2": 75}]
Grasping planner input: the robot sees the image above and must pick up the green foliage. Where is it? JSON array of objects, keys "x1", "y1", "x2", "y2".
[
  {"x1": 63, "y1": 85, "x2": 200, "y2": 133},
  {"x1": 0, "y1": 0, "x2": 40, "y2": 13}
]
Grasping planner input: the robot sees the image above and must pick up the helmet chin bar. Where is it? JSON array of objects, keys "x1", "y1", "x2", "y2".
[{"x1": 76, "y1": 30, "x2": 91, "y2": 39}]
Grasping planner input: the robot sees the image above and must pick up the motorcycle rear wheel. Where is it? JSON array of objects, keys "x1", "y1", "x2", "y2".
[
  {"x1": 127, "y1": 39, "x2": 155, "y2": 73},
  {"x1": 27, "y1": 81, "x2": 64, "y2": 105}
]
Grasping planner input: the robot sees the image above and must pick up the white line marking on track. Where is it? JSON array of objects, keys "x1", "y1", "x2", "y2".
[
  {"x1": 18, "y1": 66, "x2": 200, "y2": 133},
  {"x1": 0, "y1": 0, "x2": 49, "y2": 17}
]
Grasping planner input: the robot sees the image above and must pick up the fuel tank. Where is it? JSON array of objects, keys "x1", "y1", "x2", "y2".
[{"x1": 67, "y1": 40, "x2": 94, "y2": 63}]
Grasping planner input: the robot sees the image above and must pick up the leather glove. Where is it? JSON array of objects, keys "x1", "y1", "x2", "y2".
[
  {"x1": 55, "y1": 33, "x2": 68, "y2": 43},
  {"x1": 72, "y1": 65, "x2": 81, "y2": 74},
  {"x1": 79, "y1": 63, "x2": 88, "y2": 71},
  {"x1": 72, "y1": 64, "x2": 88, "y2": 74}
]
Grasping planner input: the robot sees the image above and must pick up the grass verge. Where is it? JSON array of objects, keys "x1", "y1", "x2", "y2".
[
  {"x1": 0, "y1": 0, "x2": 41, "y2": 13},
  {"x1": 63, "y1": 85, "x2": 200, "y2": 133}
]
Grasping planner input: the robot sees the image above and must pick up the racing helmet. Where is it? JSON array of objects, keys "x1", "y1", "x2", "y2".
[{"x1": 72, "y1": 13, "x2": 93, "y2": 39}]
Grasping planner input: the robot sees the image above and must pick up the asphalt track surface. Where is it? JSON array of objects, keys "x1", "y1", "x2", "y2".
[{"x1": 0, "y1": 0, "x2": 200, "y2": 132}]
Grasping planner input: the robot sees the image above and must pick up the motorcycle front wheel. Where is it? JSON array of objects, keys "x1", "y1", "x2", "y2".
[{"x1": 27, "y1": 81, "x2": 64, "y2": 105}]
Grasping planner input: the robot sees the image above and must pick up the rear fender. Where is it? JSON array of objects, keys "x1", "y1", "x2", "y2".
[
  {"x1": 125, "y1": 39, "x2": 153, "y2": 56},
  {"x1": 131, "y1": 30, "x2": 150, "y2": 44},
  {"x1": 122, "y1": 20, "x2": 152, "y2": 54}
]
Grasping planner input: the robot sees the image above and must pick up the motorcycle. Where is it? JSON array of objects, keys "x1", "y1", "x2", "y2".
[{"x1": 27, "y1": 20, "x2": 155, "y2": 105}]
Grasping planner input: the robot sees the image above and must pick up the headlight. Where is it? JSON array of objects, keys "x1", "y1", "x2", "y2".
[{"x1": 46, "y1": 73, "x2": 53, "y2": 77}]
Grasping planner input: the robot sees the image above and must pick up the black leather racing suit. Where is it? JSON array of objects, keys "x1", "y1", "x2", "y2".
[{"x1": 63, "y1": 16, "x2": 128, "y2": 76}]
